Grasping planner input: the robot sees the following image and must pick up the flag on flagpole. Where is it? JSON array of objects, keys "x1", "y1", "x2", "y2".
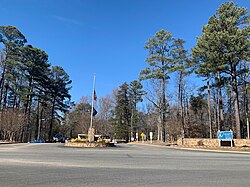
[
  {"x1": 93, "y1": 108, "x2": 98, "y2": 116},
  {"x1": 94, "y1": 90, "x2": 97, "y2": 101}
]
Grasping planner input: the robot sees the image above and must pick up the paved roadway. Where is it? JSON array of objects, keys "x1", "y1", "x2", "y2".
[{"x1": 0, "y1": 143, "x2": 249, "y2": 187}]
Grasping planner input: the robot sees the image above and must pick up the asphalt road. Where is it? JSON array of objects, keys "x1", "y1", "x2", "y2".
[{"x1": 0, "y1": 143, "x2": 249, "y2": 187}]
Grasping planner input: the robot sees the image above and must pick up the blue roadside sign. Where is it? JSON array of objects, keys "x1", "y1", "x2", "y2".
[{"x1": 217, "y1": 131, "x2": 233, "y2": 140}]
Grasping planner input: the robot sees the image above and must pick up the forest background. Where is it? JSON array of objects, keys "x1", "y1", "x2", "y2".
[{"x1": 0, "y1": 1, "x2": 249, "y2": 142}]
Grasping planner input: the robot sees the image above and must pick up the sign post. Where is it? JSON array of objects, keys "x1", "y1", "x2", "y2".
[
  {"x1": 141, "y1": 133, "x2": 145, "y2": 143},
  {"x1": 149, "y1": 132, "x2": 153, "y2": 144}
]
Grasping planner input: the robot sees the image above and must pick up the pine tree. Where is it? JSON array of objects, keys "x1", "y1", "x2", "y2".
[
  {"x1": 46, "y1": 66, "x2": 72, "y2": 142},
  {"x1": 170, "y1": 38, "x2": 190, "y2": 139},
  {"x1": 0, "y1": 26, "x2": 27, "y2": 109},
  {"x1": 128, "y1": 80, "x2": 144, "y2": 141},
  {"x1": 113, "y1": 83, "x2": 131, "y2": 141},
  {"x1": 192, "y1": 2, "x2": 249, "y2": 138},
  {"x1": 140, "y1": 30, "x2": 176, "y2": 142}
]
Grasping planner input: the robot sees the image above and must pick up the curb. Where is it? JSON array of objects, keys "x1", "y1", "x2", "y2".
[
  {"x1": 0, "y1": 142, "x2": 17, "y2": 145},
  {"x1": 169, "y1": 146, "x2": 250, "y2": 154}
]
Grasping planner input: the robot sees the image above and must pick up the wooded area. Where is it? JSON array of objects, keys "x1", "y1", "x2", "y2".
[
  {"x1": 0, "y1": 26, "x2": 72, "y2": 142},
  {"x1": 0, "y1": 2, "x2": 249, "y2": 142}
]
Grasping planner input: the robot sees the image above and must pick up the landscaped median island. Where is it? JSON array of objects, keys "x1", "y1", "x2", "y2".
[
  {"x1": 65, "y1": 141, "x2": 111, "y2": 148},
  {"x1": 64, "y1": 137, "x2": 115, "y2": 148}
]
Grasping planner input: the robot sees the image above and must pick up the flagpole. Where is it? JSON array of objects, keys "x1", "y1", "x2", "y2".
[{"x1": 89, "y1": 74, "x2": 96, "y2": 142}]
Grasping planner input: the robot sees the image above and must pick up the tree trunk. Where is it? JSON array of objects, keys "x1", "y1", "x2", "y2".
[
  {"x1": 226, "y1": 89, "x2": 233, "y2": 131},
  {"x1": 200, "y1": 112, "x2": 205, "y2": 138},
  {"x1": 157, "y1": 117, "x2": 160, "y2": 141},
  {"x1": 217, "y1": 72, "x2": 224, "y2": 130},
  {"x1": 232, "y1": 67, "x2": 241, "y2": 139},
  {"x1": 12, "y1": 94, "x2": 17, "y2": 110},
  {"x1": 185, "y1": 96, "x2": 190, "y2": 138},
  {"x1": 35, "y1": 100, "x2": 40, "y2": 139},
  {"x1": 207, "y1": 79, "x2": 212, "y2": 138},
  {"x1": 162, "y1": 75, "x2": 166, "y2": 142},
  {"x1": 247, "y1": 117, "x2": 250, "y2": 139},
  {"x1": 244, "y1": 72, "x2": 249, "y2": 139},
  {"x1": 212, "y1": 92, "x2": 219, "y2": 132},
  {"x1": 24, "y1": 79, "x2": 34, "y2": 141},
  {"x1": 130, "y1": 108, "x2": 133, "y2": 142},
  {"x1": 178, "y1": 71, "x2": 185, "y2": 140},
  {"x1": 3, "y1": 85, "x2": 9, "y2": 109},
  {"x1": 48, "y1": 98, "x2": 56, "y2": 142},
  {"x1": 0, "y1": 62, "x2": 7, "y2": 110},
  {"x1": 27, "y1": 95, "x2": 33, "y2": 142}
]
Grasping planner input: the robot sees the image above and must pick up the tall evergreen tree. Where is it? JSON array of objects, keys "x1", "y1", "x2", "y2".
[
  {"x1": 140, "y1": 29, "x2": 176, "y2": 142},
  {"x1": 0, "y1": 25, "x2": 72, "y2": 142},
  {"x1": 113, "y1": 83, "x2": 131, "y2": 141},
  {"x1": 0, "y1": 26, "x2": 27, "y2": 109},
  {"x1": 19, "y1": 45, "x2": 50, "y2": 141},
  {"x1": 128, "y1": 80, "x2": 144, "y2": 141},
  {"x1": 46, "y1": 66, "x2": 72, "y2": 142},
  {"x1": 170, "y1": 38, "x2": 190, "y2": 139},
  {"x1": 192, "y1": 2, "x2": 249, "y2": 138}
]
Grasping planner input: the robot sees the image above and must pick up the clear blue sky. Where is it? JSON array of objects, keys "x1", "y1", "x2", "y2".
[{"x1": 0, "y1": 0, "x2": 249, "y2": 102}]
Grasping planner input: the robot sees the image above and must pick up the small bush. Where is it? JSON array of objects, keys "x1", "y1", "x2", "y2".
[
  {"x1": 71, "y1": 138, "x2": 87, "y2": 143},
  {"x1": 197, "y1": 140, "x2": 204, "y2": 146}
]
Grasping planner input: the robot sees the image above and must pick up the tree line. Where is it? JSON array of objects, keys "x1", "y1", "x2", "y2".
[
  {"x1": 0, "y1": 26, "x2": 72, "y2": 142},
  {"x1": 66, "y1": 2, "x2": 249, "y2": 142},
  {"x1": 1, "y1": 2, "x2": 248, "y2": 143}
]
